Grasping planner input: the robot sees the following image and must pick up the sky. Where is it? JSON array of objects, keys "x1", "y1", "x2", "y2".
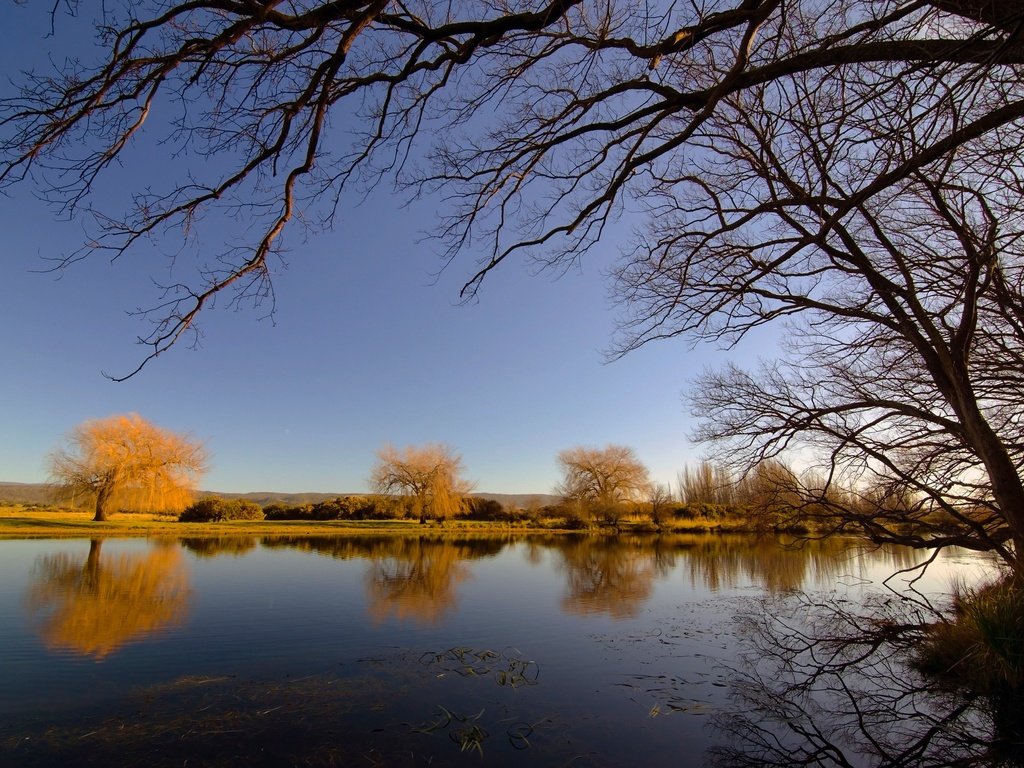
[{"x1": 0, "y1": 4, "x2": 775, "y2": 496}]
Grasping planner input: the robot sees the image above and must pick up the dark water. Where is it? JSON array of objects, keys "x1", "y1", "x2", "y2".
[{"x1": 0, "y1": 534, "x2": 996, "y2": 766}]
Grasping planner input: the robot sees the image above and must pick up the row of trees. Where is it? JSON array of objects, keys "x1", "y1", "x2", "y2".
[
  {"x1": 42, "y1": 412, "x2": 977, "y2": 536},
  {"x1": 45, "y1": 413, "x2": 665, "y2": 524}
]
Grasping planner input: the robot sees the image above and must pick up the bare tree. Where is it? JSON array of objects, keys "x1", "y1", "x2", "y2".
[
  {"x1": 0, "y1": 2, "x2": 1019, "y2": 376},
  {"x1": 678, "y1": 461, "x2": 736, "y2": 507},
  {"x1": 557, "y1": 444, "x2": 651, "y2": 524},
  {"x1": 4, "y1": 2, "x2": 1024, "y2": 566},
  {"x1": 370, "y1": 443, "x2": 472, "y2": 524},
  {"x1": 49, "y1": 413, "x2": 208, "y2": 521},
  {"x1": 648, "y1": 482, "x2": 674, "y2": 528},
  {"x1": 620, "y1": 45, "x2": 1024, "y2": 567}
]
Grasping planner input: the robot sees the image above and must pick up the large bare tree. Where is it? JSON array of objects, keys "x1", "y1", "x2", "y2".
[
  {"x1": 4, "y1": 2, "x2": 1024, "y2": 563},
  {"x1": 613, "y1": 37, "x2": 1024, "y2": 566},
  {"x1": 0, "y1": 1, "x2": 1018, "y2": 373}
]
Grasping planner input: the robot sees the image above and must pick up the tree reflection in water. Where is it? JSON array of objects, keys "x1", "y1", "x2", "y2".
[
  {"x1": 552, "y1": 534, "x2": 921, "y2": 618},
  {"x1": 262, "y1": 533, "x2": 921, "y2": 624},
  {"x1": 556, "y1": 536, "x2": 662, "y2": 618},
  {"x1": 262, "y1": 535, "x2": 506, "y2": 626},
  {"x1": 179, "y1": 537, "x2": 258, "y2": 558},
  {"x1": 27, "y1": 540, "x2": 190, "y2": 659},
  {"x1": 364, "y1": 538, "x2": 471, "y2": 625},
  {"x1": 675, "y1": 534, "x2": 920, "y2": 594},
  {"x1": 15, "y1": 533, "x2": 1007, "y2": 764},
  {"x1": 709, "y1": 591, "x2": 1023, "y2": 767}
]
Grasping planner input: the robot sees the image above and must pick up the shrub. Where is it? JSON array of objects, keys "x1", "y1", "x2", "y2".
[
  {"x1": 178, "y1": 497, "x2": 264, "y2": 522},
  {"x1": 262, "y1": 503, "x2": 293, "y2": 520},
  {"x1": 914, "y1": 573, "x2": 1024, "y2": 695},
  {"x1": 262, "y1": 496, "x2": 385, "y2": 521},
  {"x1": 463, "y1": 497, "x2": 506, "y2": 521}
]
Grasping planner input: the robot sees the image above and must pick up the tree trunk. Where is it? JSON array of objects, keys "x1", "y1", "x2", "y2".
[
  {"x1": 944, "y1": 370, "x2": 1024, "y2": 574},
  {"x1": 93, "y1": 486, "x2": 112, "y2": 522},
  {"x1": 414, "y1": 495, "x2": 427, "y2": 524}
]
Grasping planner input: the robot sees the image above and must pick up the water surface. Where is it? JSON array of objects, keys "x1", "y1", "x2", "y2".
[{"x1": 0, "y1": 534, "x2": 996, "y2": 766}]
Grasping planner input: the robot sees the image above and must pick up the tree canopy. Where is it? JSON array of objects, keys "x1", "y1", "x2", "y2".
[
  {"x1": 557, "y1": 444, "x2": 651, "y2": 506},
  {"x1": 49, "y1": 413, "x2": 208, "y2": 521},
  {"x1": 370, "y1": 443, "x2": 472, "y2": 523}
]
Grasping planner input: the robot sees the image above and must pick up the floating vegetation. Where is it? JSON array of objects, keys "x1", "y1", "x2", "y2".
[
  {"x1": 409, "y1": 705, "x2": 489, "y2": 755},
  {"x1": 420, "y1": 646, "x2": 540, "y2": 689},
  {"x1": 399, "y1": 647, "x2": 553, "y2": 758},
  {"x1": 408, "y1": 705, "x2": 552, "y2": 757},
  {"x1": 616, "y1": 673, "x2": 715, "y2": 716},
  {"x1": 0, "y1": 671, "x2": 410, "y2": 767}
]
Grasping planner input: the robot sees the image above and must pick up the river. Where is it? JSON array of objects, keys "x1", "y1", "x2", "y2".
[{"x1": 0, "y1": 533, "x2": 1001, "y2": 766}]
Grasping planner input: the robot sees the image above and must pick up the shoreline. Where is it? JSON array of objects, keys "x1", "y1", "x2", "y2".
[{"x1": 0, "y1": 506, "x2": 771, "y2": 539}]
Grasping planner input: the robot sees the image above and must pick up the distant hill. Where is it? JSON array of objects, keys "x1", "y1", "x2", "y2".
[
  {"x1": 0, "y1": 481, "x2": 57, "y2": 505},
  {"x1": 0, "y1": 482, "x2": 559, "y2": 509},
  {"x1": 218, "y1": 491, "x2": 561, "y2": 509},
  {"x1": 471, "y1": 493, "x2": 561, "y2": 509}
]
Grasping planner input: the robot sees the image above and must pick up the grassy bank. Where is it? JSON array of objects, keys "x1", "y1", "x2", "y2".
[
  {"x1": 0, "y1": 506, "x2": 526, "y2": 538},
  {"x1": 915, "y1": 573, "x2": 1024, "y2": 694},
  {"x1": 0, "y1": 504, "x2": 767, "y2": 539}
]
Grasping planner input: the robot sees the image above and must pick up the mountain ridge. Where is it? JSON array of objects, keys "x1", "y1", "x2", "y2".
[{"x1": 0, "y1": 481, "x2": 559, "y2": 509}]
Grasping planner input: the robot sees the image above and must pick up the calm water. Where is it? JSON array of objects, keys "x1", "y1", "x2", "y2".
[{"x1": 0, "y1": 534, "x2": 997, "y2": 766}]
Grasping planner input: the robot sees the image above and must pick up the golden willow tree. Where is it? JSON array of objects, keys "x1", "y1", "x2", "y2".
[
  {"x1": 49, "y1": 414, "x2": 208, "y2": 521},
  {"x1": 3, "y1": 1, "x2": 1024, "y2": 567},
  {"x1": 370, "y1": 443, "x2": 472, "y2": 523},
  {"x1": 557, "y1": 444, "x2": 651, "y2": 523}
]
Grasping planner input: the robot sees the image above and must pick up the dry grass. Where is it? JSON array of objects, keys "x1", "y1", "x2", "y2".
[
  {"x1": 914, "y1": 573, "x2": 1024, "y2": 695},
  {"x1": 0, "y1": 504, "x2": 772, "y2": 539},
  {"x1": 0, "y1": 505, "x2": 437, "y2": 538},
  {"x1": 0, "y1": 505, "x2": 580, "y2": 538}
]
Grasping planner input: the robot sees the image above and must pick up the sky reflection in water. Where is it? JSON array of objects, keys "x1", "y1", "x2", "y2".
[{"x1": 0, "y1": 535, "x2": 998, "y2": 767}]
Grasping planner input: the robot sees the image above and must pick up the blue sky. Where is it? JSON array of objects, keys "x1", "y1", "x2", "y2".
[{"x1": 0, "y1": 4, "x2": 772, "y2": 495}]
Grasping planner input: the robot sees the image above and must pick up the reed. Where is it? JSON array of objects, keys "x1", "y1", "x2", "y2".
[{"x1": 915, "y1": 573, "x2": 1024, "y2": 694}]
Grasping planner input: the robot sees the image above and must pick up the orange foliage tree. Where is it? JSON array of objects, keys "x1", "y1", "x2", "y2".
[
  {"x1": 49, "y1": 413, "x2": 208, "y2": 521},
  {"x1": 557, "y1": 445, "x2": 651, "y2": 524},
  {"x1": 370, "y1": 444, "x2": 472, "y2": 524}
]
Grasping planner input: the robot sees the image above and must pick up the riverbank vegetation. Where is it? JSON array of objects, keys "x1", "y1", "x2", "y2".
[
  {"x1": 5, "y1": 450, "x2": 998, "y2": 541},
  {"x1": 914, "y1": 573, "x2": 1024, "y2": 697},
  {"x1": 0, "y1": 502, "x2": 764, "y2": 538},
  {"x1": 0, "y1": 505, "x2": 441, "y2": 538}
]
